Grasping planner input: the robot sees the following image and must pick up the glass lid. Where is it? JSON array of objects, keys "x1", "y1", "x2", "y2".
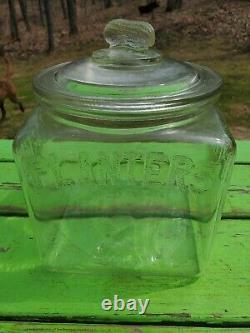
[{"x1": 33, "y1": 19, "x2": 222, "y2": 114}]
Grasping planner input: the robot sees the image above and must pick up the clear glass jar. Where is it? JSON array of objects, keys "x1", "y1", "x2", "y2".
[{"x1": 13, "y1": 19, "x2": 235, "y2": 286}]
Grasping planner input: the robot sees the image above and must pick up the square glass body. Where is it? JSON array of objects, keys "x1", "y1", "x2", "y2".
[{"x1": 13, "y1": 102, "x2": 235, "y2": 286}]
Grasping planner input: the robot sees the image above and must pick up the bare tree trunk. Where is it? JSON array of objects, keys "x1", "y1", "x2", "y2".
[
  {"x1": 166, "y1": 0, "x2": 182, "y2": 11},
  {"x1": 66, "y1": 0, "x2": 78, "y2": 35},
  {"x1": 103, "y1": 0, "x2": 112, "y2": 9},
  {"x1": 81, "y1": 0, "x2": 88, "y2": 7},
  {"x1": 60, "y1": 0, "x2": 67, "y2": 19},
  {"x1": 8, "y1": 0, "x2": 20, "y2": 41},
  {"x1": 177, "y1": 0, "x2": 182, "y2": 9},
  {"x1": 43, "y1": 0, "x2": 54, "y2": 52},
  {"x1": 18, "y1": 0, "x2": 30, "y2": 31},
  {"x1": 81, "y1": 0, "x2": 88, "y2": 14},
  {"x1": 81, "y1": 0, "x2": 88, "y2": 11},
  {"x1": 115, "y1": 0, "x2": 123, "y2": 6},
  {"x1": 31, "y1": 0, "x2": 37, "y2": 16},
  {"x1": 38, "y1": 0, "x2": 45, "y2": 26}
]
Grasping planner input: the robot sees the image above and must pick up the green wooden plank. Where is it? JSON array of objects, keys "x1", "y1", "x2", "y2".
[
  {"x1": 0, "y1": 160, "x2": 27, "y2": 215},
  {"x1": 0, "y1": 217, "x2": 249, "y2": 325},
  {"x1": 0, "y1": 162, "x2": 20, "y2": 184},
  {"x1": 235, "y1": 140, "x2": 250, "y2": 164},
  {"x1": 0, "y1": 139, "x2": 249, "y2": 163},
  {"x1": 0, "y1": 322, "x2": 250, "y2": 333},
  {"x1": 223, "y1": 164, "x2": 250, "y2": 218},
  {"x1": 0, "y1": 162, "x2": 249, "y2": 217},
  {"x1": 0, "y1": 185, "x2": 26, "y2": 215},
  {"x1": 0, "y1": 140, "x2": 13, "y2": 162}
]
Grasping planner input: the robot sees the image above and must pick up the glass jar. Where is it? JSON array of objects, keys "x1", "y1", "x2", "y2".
[{"x1": 13, "y1": 19, "x2": 235, "y2": 286}]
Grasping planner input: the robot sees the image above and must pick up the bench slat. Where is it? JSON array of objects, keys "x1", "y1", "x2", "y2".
[
  {"x1": 234, "y1": 140, "x2": 250, "y2": 164},
  {"x1": 0, "y1": 162, "x2": 249, "y2": 218},
  {"x1": 0, "y1": 140, "x2": 13, "y2": 162},
  {"x1": 0, "y1": 216, "x2": 249, "y2": 325},
  {"x1": 0, "y1": 321, "x2": 250, "y2": 332}
]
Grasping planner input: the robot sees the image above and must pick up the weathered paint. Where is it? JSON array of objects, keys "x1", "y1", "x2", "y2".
[
  {"x1": 1, "y1": 321, "x2": 250, "y2": 333},
  {"x1": 0, "y1": 217, "x2": 248, "y2": 325}
]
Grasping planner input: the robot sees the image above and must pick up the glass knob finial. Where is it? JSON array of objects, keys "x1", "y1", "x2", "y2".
[{"x1": 104, "y1": 19, "x2": 155, "y2": 51}]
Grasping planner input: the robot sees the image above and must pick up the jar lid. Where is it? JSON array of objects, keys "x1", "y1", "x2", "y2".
[{"x1": 34, "y1": 19, "x2": 222, "y2": 116}]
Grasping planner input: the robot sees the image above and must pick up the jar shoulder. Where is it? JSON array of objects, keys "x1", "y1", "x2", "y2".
[{"x1": 13, "y1": 106, "x2": 236, "y2": 156}]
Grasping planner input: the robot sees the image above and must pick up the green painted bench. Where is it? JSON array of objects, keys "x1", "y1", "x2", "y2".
[{"x1": 0, "y1": 139, "x2": 250, "y2": 332}]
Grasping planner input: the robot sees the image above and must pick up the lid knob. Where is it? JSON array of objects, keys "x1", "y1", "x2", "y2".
[{"x1": 104, "y1": 19, "x2": 155, "y2": 51}]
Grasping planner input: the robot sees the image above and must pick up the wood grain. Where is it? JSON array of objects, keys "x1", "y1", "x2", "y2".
[
  {"x1": 0, "y1": 217, "x2": 249, "y2": 325},
  {"x1": 0, "y1": 321, "x2": 250, "y2": 332}
]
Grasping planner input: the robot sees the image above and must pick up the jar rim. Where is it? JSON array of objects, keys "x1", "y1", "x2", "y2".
[{"x1": 33, "y1": 62, "x2": 222, "y2": 118}]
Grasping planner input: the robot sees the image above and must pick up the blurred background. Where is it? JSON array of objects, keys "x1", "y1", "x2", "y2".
[{"x1": 0, "y1": 0, "x2": 249, "y2": 139}]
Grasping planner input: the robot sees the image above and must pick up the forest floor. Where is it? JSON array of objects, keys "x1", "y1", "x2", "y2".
[{"x1": 0, "y1": 0, "x2": 249, "y2": 139}]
